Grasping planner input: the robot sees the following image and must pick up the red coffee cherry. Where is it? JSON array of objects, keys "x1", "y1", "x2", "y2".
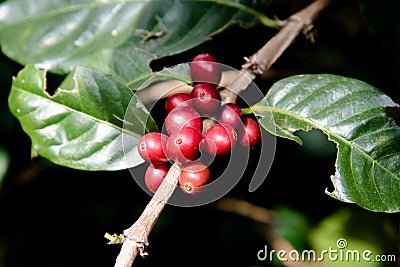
[
  {"x1": 138, "y1": 132, "x2": 168, "y2": 163},
  {"x1": 239, "y1": 117, "x2": 261, "y2": 148},
  {"x1": 191, "y1": 83, "x2": 221, "y2": 115},
  {"x1": 145, "y1": 163, "x2": 169, "y2": 193},
  {"x1": 179, "y1": 161, "x2": 210, "y2": 194},
  {"x1": 202, "y1": 123, "x2": 237, "y2": 156},
  {"x1": 165, "y1": 93, "x2": 192, "y2": 113},
  {"x1": 190, "y1": 53, "x2": 221, "y2": 84},
  {"x1": 166, "y1": 127, "x2": 203, "y2": 164},
  {"x1": 219, "y1": 103, "x2": 242, "y2": 129},
  {"x1": 165, "y1": 106, "x2": 202, "y2": 135}
]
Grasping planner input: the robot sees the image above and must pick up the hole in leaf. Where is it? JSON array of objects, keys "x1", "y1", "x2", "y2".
[
  {"x1": 150, "y1": 51, "x2": 193, "y2": 72},
  {"x1": 44, "y1": 72, "x2": 67, "y2": 96},
  {"x1": 385, "y1": 106, "x2": 400, "y2": 127},
  {"x1": 295, "y1": 129, "x2": 336, "y2": 159}
]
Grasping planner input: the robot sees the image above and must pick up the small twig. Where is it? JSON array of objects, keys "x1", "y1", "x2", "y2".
[
  {"x1": 136, "y1": 29, "x2": 166, "y2": 42},
  {"x1": 135, "y1": 18, "x2": 168, "y2": 42},
  {"x1": 214, "y1": 197, "x2": 275, "y2": 224},
  {"x1": 112, "y1": 0, "x2": 331, "y2": 266}
]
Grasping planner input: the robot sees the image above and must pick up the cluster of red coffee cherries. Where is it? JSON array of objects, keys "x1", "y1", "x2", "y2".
[{"x1": 138, "y1": 54, "x2": 261, "y2": 194}]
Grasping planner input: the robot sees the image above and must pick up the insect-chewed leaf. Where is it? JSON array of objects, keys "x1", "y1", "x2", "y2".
[
  {"x1": 8, "y1": 65, "x2": 157, "y2": 170},
  {"x1": 253, "y1": 74, "x2": 400, "y2": 213},
  {"x1": 0, "y1": 0, "x2": 270, "y2": 76}
]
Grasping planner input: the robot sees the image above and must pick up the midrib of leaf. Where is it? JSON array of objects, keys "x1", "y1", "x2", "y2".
[
  {"x1": 252, "y1": 105, "x2": 400, "y2": 182},
  {"x1": 125, "y1": 73, "x2": 153, "y2": 89},
  {"x1": 12, "y1": 85, "x2": 145, "y2": 140},
  {"x1": 348, "y1": 147, "x2": 382, "y2": 207}
]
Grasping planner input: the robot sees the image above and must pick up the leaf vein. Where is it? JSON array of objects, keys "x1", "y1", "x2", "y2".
[{"x1": 257, "y1": 105, "x2": 400, "y2": 183}]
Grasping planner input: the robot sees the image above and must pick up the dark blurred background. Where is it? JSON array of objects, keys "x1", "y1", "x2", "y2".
[{"x1": 0, "y1": 0, "x2": 399, "y2": 266}]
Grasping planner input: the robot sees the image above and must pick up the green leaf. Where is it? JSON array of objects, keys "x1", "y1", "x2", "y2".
[
  {"x1": 8, "y1": 64, "x2": 157, "y2": 170},
  {"x1": 272, "y1": 206, "x2": 311, "y2": 251},
  {"x1": 310, "y1": 208, "x2": 397, "y2": 267},
  {"x1": 83, "y1": 47, "x2": 156, "y2": 90},
  {"x1": 252, "y1": 74, "x2": 400, "y2": 213},
  {"x1": 0, "y1": 0, "x2": 273, "y2": 74}
]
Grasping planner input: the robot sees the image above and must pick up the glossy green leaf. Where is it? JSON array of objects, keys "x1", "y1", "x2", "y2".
[
  {"x1": 8, "y1": 65, "x2": 157, "y2": 170},
  {"x1": 252, "y1": 74, "x2": 400, "y2": 212},
  {"x1": 0, "y1": 0, "x2": 273, "y2": 75}
]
